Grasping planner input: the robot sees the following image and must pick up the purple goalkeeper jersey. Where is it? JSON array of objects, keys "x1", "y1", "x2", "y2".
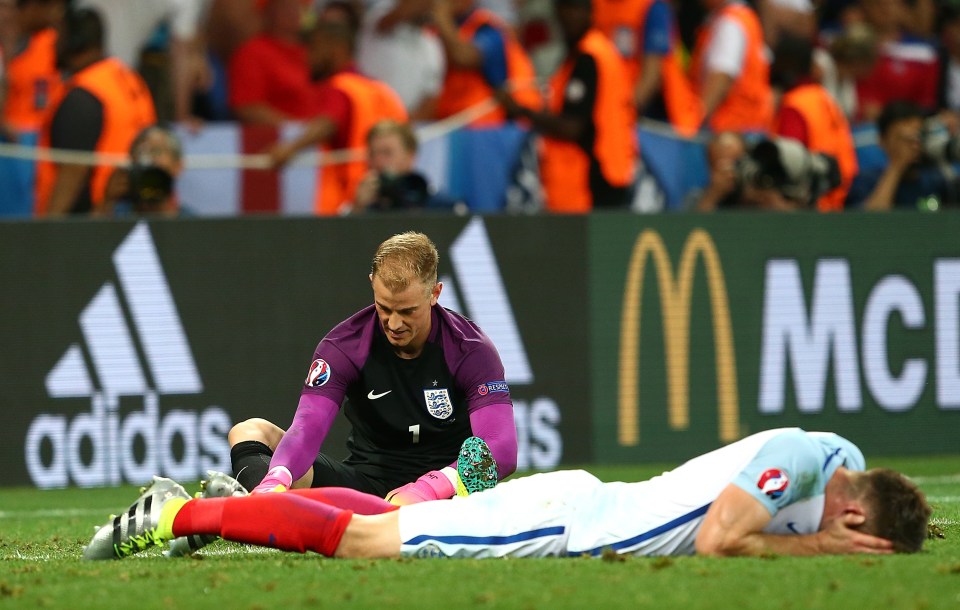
[{"x1": 301, "y1": 304, "x2": 512, "y2": 481}]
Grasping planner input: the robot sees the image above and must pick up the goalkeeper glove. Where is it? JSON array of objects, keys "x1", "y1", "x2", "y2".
[
  {"x1": 252, "y1": 466, "x2": 293, "y2": 494},
  {"x1": 385, "y1": 468, "x2": 458, "y2": 506}
]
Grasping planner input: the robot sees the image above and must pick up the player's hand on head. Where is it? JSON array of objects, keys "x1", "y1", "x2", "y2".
[
  {"x1": 819, "y1": 513, "x2": 895, "y2": 555},
  {"x1": 386, "y1": 470, "x2": 457, "y2": 506},
  {"x1": 252, "y1": 466, "x2": 293, "y2": 494}
]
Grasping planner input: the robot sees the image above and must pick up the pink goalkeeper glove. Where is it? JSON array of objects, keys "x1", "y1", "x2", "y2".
[
  {"x1": 385, "y1": 469, "x2": 457, "y2": 506},
  {"x1": 252, "y1": 466, "x2": 293, "y2": 493}
]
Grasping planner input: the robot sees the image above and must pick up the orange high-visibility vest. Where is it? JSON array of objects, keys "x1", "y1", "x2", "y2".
[
  {"x1": 540, "y1": 29, "x2": 636, "y2": 213},
  {"x1": 690, "y1": 1, "x2": 772, "y2": 132},
  {"x1": 315, "y1": 72, "x2": 408, "y2": 215},
  {"x1": 776, "y1": 83, "x2": 858, "y2": 212},
  {"x1": 3, "y1": 28, "x2": 63, "y2": 131},
  {"x1": 592, "y1": 0, "x2": 703, "y2": 136},
  {"x1": 35, "y1": 57, "x2": 156, "y2": 215},
  {"x1": 435, "y1": 9, "x2": 541, "y2": 126}
]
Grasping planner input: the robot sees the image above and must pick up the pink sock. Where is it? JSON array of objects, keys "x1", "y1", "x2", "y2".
[{"x1": 288, "y1": 487, "x2": 399, "y2": 515}]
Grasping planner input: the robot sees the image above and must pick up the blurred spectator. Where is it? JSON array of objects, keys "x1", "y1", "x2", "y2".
[
  {"x1": 689, "y1": 0, "x2": 773, "y2": 133},
  {"x1": 687, "y1": 130, "x2": 746, "y2": 211},
  {"x1": 900, "y1": 0, "x2": 935, "y2": 39},
  {"x1": 498, "y1": 0, "x2": 636, "y2": 212},
  {"x1": 228, "y1": 0, "x2": 314, "y2": 124},
  {"x1": 200, "y1": 0, "x2": 260, "y2": 119},
  {"x1": 432, "y1": 0, "x2": 540, "y2": 126},
  {"x1": 0, "y1": 0, "x2": 18, "y2": 60},
  {"x1": 316, "y1": 0, "x2": 362, "y2": 30},
  {"x1": 592, "y1": 0, "x2": 702, "y2": 135},
  {"x1": 937, "y1": 3, "x2": 960, "y2": 114},
  {"x1": 101, "y1": 124, "x2": 186, "y2": 216},
  {"x1": 846, "y1": 100, "x2": 957, "y2": 210},
  {"x1": 771, "y1": 34, "x2": 857, "y2": 212},
  {"x1": 756, "y1": 0, "x2": 816, "y2": 46},
  {"x1": 814, "y1": 23, "x2": 879, "y2": 121},
  {"x1": 352, "y1": 119, "x2": 464, "y2": 211},
  {"x1": 76, "y1": 0, "x2": 208, "y2": 124},
  {"x1": 34, "y1": 8, "x2": 156, "y2": 216},
  {"x1": 1, "y1": 0, "x2": 65, "y2": 138},
  {"x1": 267, "y1": 21, "x2": 408, "y2": 214},
  {"x1": 854, "y1": 0, "x2": 938, "y2": 122},
  {"x1": 357, "y1": 0, "x2": 445, "y2": 119}
]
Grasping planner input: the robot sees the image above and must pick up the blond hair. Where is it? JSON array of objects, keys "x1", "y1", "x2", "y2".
[
  {"x1": 370, "y1": 231, "x2": 439, "y2": 294},
  {"x1": 366, "y1": 119, "x2": 418, "y2": 154}
]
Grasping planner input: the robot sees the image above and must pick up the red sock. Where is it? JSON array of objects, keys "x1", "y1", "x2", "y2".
[
  {"x1": 216, "y1": 494, "x2": 353, "y2": 556},
  {"x1": 288, "y1": 487, "x2": 399, "y2": 515},
  {"x1": 172, "y1": 498, "x2": 228, "y2": 537}
]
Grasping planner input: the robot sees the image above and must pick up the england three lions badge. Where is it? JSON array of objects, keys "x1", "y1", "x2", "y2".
[{"x1": 423, "y1": 388, "x2": 453, "y2": 419}]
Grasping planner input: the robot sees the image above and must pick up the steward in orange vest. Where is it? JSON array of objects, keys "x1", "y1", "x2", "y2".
[
  {"x1": 433, "y1": 1, "x2": 541, "y2": 126},
  {"x1": 500, "y1": 0, "x2": 636, "y2": 212},
  {"x1": 265, "y1": 21, "x2": 408, "y2": 215},
  {"x1": 771, "y1": 35, "x2": 857, "y2": 212},
  {"x1": 3, "y1": 21, "x2": 63, "y2": 133},
  {"x1": 592, "y1": 0, "x2": 702, "y2": 136},
  {"x1": 319, "y1": 71, "x2": 407, "y2": 214},
  {"x1": 689, "y1": 0, "x2": 772, "y2": 133},
  {"x1": 35, "y1": 8, "x2": 156, "y2": 216}
]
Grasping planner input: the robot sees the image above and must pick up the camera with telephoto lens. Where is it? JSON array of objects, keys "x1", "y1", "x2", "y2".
[
  {"x1": 922, "y1": 117, "x2": 960, "y2": 164},
  {"x1": 127, "y1": 163, "x2": 173, "y2": 211},
  {"x1": 734, "y1": 137, "x2": 841, "y2": 208},
  {"x1": 375, "y1": 172, "x2": 430, "y2": 209}
]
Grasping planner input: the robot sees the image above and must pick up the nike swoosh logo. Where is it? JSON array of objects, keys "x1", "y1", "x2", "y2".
[
  {"x1": 367, "y1": 390, "x2": 392, "y2": 400},
  {"x1": 786, "y1": 522, "x2": 800, "y2": 535}
]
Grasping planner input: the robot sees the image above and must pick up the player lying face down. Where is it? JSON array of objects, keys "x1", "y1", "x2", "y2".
[{"x1": 86, "y1": 428, "x2": 931, "y2": 560}]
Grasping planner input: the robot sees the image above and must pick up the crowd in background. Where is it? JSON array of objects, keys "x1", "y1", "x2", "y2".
[{"x1": 2, "y1": 0, "x2": 960, "y2": 216}]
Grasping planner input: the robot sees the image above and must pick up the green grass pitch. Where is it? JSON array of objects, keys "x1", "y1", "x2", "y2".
[{"x1": 1, "y1": 457, "x2": 958, "y2": 610}]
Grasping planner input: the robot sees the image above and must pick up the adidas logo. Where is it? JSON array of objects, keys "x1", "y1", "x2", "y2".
[
  {"x1": 438, "y1": 219, "x2": 561, "y2": 472},
  {"x1": 438, "y1": 217, "x2": 533, "y2": 384},
  {"x1": 25, "y1": 223, "x2": 231, "y2": 489}
]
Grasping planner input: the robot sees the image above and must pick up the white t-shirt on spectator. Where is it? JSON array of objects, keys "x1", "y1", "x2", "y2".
[
  {"x1": 357, "y1": 0, "x2": 445, "y2": 112},
  {"x1": 704, "y1": 15, "x2": 747, "y2": 78},
  {"x1": 769, "y1": 0, "x2": 813, "y2": 13},
  {"x1": 77, "y1": 0, "x2": 208, "y2": 67}
]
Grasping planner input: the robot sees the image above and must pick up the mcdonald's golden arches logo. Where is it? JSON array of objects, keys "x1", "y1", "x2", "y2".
[{"x1": 618, "y1": 229, "x2": 740, "y2": 445}]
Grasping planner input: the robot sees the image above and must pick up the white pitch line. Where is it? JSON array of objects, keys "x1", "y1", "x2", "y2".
[
  {"x1": 910, "y1": 474, "x2": 960, "y2": 484},
  {"x1": 927, "y1": 496, "x2": 960, "y2": 504},
  {"x1": 0, "y1": 508, "x2": 115, "y2": 520},
  {"x1": 5, "y1": 544, "x2": 278, "y2": 562}
]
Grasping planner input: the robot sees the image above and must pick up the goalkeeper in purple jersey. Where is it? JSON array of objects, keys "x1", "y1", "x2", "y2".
[{"x1": 228, "y1": 231, "x2": 518, "y2": 504}]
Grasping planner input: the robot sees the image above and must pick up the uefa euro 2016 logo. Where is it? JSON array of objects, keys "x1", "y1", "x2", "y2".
[
  {"x1": 306, "y1": 359, "x2": 331, "y2": 388},
  {"x1": 757, "y1": 468, "x2": 790, "y2": 499}
]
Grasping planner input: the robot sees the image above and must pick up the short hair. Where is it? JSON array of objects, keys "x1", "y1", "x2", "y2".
[
  {"x1": 855, "y1": 468, "x2": 931, "y2": 553},
  {"x1": 370, "y1": 232, "x2": 439, "y2": 294},
  {"x1": 771, "y1": 34, "x2": 813, "y2": 86},
  {"x1": 830, "y1": 23, "x2": 878, "y2": 64},
  {"x1": 877, "y1": 100, "x2": 926, "y2": 137},
  {"x1": 130, "y1": 125, "x2": 182, "y2": 163},
  {"x1": 318, "y1": 0, "x2": 361, "y2": 33},
  {"x1": 309, "y1": 20, "x2": 356, "y2": 54},
  {"x1": 61, "y1": 7, "x2": 104, "y2": 56},
  {"x1": 366, "y1": 119, "x2": 418, "y2": 154}
]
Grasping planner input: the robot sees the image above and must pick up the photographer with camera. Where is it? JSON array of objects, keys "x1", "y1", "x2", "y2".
[
  {"x1": 690, "y1": 134, "x2": 840, "y2": 211},
  {"x1": 737, "y1": 136, "x2": 841, "y2": 211},
  {"x1": 846, "y1": 100, "x2": 958, "y2": 211},
  {"x1": 349, "y1": 119, "x2": 464, "y2": 213},
  {"x1": 100, "y1": 124, "x2": 185, "y2": 217}
]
